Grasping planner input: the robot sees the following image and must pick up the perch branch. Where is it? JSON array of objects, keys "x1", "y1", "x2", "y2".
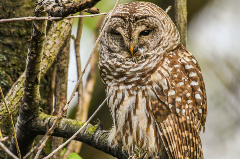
[
  {"x1": 30, "y1": 113, "x2": 128, "y2": 159},
  {"x1": 43, "y1": 97, "x2": 107, "y2": 159}
]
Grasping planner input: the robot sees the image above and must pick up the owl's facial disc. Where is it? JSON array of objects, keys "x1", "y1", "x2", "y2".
[{"x1": 105, "y1": 17, "x2": 162, "y2": 60}]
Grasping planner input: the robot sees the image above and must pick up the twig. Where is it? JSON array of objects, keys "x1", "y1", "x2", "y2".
[
  {"x1": 0, "y1": 128, "x2": 3, "y2": 138},
  {"x1": 49, "y1": 63, "x2": 57, "y2": 115},
  {"x1": 0, "y1": 136, "x2": 9, "y2": 142},
  {"x1": 0, "y1": 86, "x2": 21, "y2": 159},
  {"x1": 0, "y1": 141, "x2": 19, "y2": 159},
  {"x1": 8, "y1": 5, "x2": 48, "y2": 156},
  {"x1": 43, "y1": 97, "x2": 108, "y2": 159},
  {"x1": 165, "y1": 6, "x2": 172, "y2": 13},
  {"x1": 74, "y1": 11, "x2": 84, "y2": 123},
  {"x1": 63, "y1": 11, "x2": 84, "y2": 158},
  {"x1": 63, "y1": 0, "x2": 120, "y2": 112},
  {"x1": 0, "y1": 13, "x2": 107, "y2": 23}
]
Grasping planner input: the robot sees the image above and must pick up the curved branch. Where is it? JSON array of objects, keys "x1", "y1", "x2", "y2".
[
  {"x1": 40, "y1": 0, "x2": 101, "y2": 17},
  {"x1": 31, "y1": 113, "x2": 128, "y2": 159}
]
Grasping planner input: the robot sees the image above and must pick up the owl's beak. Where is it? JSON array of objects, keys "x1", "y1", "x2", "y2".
[{"x1": 130, "y1": 44, "x2": 134, "y2": 56}]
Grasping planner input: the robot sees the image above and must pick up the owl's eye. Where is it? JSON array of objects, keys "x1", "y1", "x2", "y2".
[{"x1": 139, "y1": 30, "x2": 152, "y2": 36}]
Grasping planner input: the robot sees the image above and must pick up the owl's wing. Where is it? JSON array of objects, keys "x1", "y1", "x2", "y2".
[{"x1": 150, "y1": 44, "x2": 207, "y2": 158}]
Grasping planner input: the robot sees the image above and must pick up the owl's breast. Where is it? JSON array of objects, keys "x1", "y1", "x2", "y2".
[
  {"x1": 99, "y1": 54, "x2": 163, "y2": 87},
  {"x1": 106, "y1": 84, "x2": 161, "y2": 157}
]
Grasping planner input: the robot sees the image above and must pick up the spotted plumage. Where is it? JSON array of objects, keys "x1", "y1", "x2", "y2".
[{"x1": 99, "y1": 2, "x2": 207, "y2": 159}]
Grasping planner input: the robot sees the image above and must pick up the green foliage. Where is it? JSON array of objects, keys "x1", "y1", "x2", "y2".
[
  {"x1": 45, "y1": 139, "x2": 51, "y2": 154},
  {"x1": 61, "y1": 148, "x2": 66, "y2": 156},
  {"x1": 68, "y1": 153, "x2": 82, "y2": 159}
]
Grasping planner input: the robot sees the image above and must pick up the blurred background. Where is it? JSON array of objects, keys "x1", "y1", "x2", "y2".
[{"x1": 67, "y1": 0, "x2": 240, "y2": 158}]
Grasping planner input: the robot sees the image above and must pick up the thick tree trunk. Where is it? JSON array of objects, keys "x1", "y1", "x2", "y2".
[{"x1": 0, "y1": 0, "x2": 35, "y2": 158}]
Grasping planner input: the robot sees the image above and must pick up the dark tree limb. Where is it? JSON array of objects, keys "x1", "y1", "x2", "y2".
[
  {"x1": 31, "y1": 113, "x2": 128, "y2": 159},
  {"x1": 175, "y1": 0, "x2": 187, "y2": 47},
  {"x1": 39, "y1": 0, "x2": 101, "y2": 17},
  {"x1": 8, "y1": 5, "x2": 48, "y2": 158}
]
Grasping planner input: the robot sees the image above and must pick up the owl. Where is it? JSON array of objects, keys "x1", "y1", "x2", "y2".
[{"x1": 99, "y1": 2, "x2": 207, "y2": 159}]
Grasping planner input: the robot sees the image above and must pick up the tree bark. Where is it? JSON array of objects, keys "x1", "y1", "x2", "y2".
[
  {"x1": 32, "y1": 113, "x2": 128, "y2": 159},
  {"x1": 0, "y1": 1, "x2": 35, "y2": 157},
  {"x1": 0, "y1": 18, "x2": 73, "y2": 140},
  {"x1": 8, "y1": 3, "x2": 48, "y2": 157},
  {"x1": 0, "y1": 0, "x2": 35, "y2": 95},
  {"x1": 175, "y1": 0, "x2": 187, "y2": 47},
  {"x1": 51, "y1": 29, "x2": 71, "y2": 159}
]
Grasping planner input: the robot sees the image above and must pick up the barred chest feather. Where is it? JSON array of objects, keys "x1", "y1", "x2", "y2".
[
  {"x1": 107, "y1": 84, "x2": 161, "y2": 157},
  {"x1": 99, "y1": 54, "x2": 164, "y2": 157}
]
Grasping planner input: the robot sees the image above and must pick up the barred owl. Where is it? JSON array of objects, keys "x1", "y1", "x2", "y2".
[{"x1": 99, "y1": 2, "x2": 207, "y2": 159}]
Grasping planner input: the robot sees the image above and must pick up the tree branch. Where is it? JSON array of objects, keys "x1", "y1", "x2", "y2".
[
  {"x1": 8, "y1": 4, "x2": 48, "y2": 158},
  {"x1": 0, "y1": 13, "x2": 107, "y2": 23},
  {"x1": 174, "y1": 0, "x2": 187, "y2": 47},
  {"x1": 0, "y1": 141, "x2": 19, "y2": 159},
  {"x1": 31, "y1": 113, "x2": 128, "y2": 159},
  {"x1": 38, "y1": 0, "x2": 101, "y2": 17}
]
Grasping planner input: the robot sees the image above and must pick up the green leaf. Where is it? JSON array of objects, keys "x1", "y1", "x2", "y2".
[
  {"x1": 61, "y1": 148, "x2": 66, "y2": 156},
  {"x1": 68, "y1": 153, "x2": 82, "y2": 159}
]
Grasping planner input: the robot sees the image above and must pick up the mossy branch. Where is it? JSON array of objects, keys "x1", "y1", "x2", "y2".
[{"x1": 30, "y1": 113, "x2": 128, "y2": 159}]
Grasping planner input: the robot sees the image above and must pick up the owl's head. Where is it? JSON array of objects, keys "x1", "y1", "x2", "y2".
[{"x1": 99, "y1": 2, "x2": 180, "y2": 62}]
